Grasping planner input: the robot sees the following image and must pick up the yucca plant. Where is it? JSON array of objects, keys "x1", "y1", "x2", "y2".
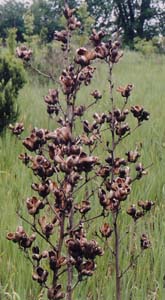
[{"x1": 7, "y1": 4, "x2": 154, "y2": 300}]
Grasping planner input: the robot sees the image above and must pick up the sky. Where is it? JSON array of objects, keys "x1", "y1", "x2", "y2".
[{"x1": 0, "y1": 0, "x2": 32, "y2": 3}]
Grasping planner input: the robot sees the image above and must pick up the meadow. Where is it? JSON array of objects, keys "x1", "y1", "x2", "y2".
[{"x1": 0, "y1": 51, "x2": 165, "y2": 300}]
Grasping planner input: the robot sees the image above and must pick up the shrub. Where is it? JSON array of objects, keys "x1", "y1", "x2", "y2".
[
  {"x1": 0, "y1": 54, "x2": 26, "y2": 133},
  {"x1": 134, "y1": 36, "x2": 165, "y2": 55}
]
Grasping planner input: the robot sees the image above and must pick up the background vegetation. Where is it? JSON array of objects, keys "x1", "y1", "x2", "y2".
[
  {"x1": 0, "y1": 0, "x2": 165, "y2": 299},
  {"x1": 0, "y1": 50, "x2": 165, "y2": 299}
]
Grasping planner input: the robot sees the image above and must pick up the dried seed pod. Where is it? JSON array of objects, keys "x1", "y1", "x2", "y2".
[
  {"x1": 26, "y1": 196, "x2": 45, "y2": 215},
  {"x1": 16, "y1": 45, "x2": 32, "y2": 61},
  {"x1": 79, "y1": 260, "x2": 96, "y2": 277},
  {"x1": 74, "y1": 105, "x2": 86, "y2": 117},
  {"x1": 54, "y1": 30, "x2": 69, "y2": 44},
  {"x1": 109, "y1": 41, "x2": 123, "y2": 63},
  {"x1": 100, "y1": 223, "x2": 113, "y2": 238},
  {"x1": 127, "y1": 205, "x2": 144, "y2": 221},
  {"x1": 23, "y1": 128, "x2": 48, "y2": 152},
  {"x1": 32, "y1": 266, "x2": 48, "y2": 284},
  {"x1": 74, "y1": 200, "x2": 91, "y2": 214},
  {"x1": 9, "y1": 122, "x2": 24, "y2": 136},
  {"x1": 19, "y1": 153, "x2": 31, "y2": 165},
  {"x1": 68, "y1": 16, "x2": 81, "y2": 31},
  {"x1": 90, "y1": 29, "x2": 105, "y2": 46},
  {"x1": 117, "y1": 84, "x2": 133, "y2": 98},
  {"x1": 63, "y1": 4, "x2": 75, "y2": 19},
  {"x1": 75, "y1": 47, "x2": 97, "y2": 66},
  {"x1": 7, "y1": 226, "x2": 36, "y2": 248},
  {"x1": 116, "y1": 123, "x2": 130, "y2": 136},
  {"x1": 38, "y1": 216, "x2": 55, "y2": 238},
  {"x1": 140, "y1": 234, "x2": 151, "y2": 250},
  {"x1": 47, "y1": 284, "x2": 65, "y2": 300},
  {"x1": 126, "y1": 149, "x2": 140, "y2": 163},
  {"x1": 44, "y1": 89, "x2": 59, "y2": 105},
  {"x1": 97, "y1": 165, "x2": 111, "y2": 178},
  {"x1": 91, "y1": 90, "x2": 102, "y2": 100},
  {"x1": 136, "y1": 163, "x2": 148, "y2": 179},
  {"x1": 127, "y1": 205, "x2": 136, "y2": 218},
  {"x1": 95, "y1": 42, "x2": 109, "y2": 59},
  {"x1": 131, "y1": 106, "x2": 150, "y2": 122},
  {"x1": 138, "y1": 200, "x2": 154, "y2": 211}
]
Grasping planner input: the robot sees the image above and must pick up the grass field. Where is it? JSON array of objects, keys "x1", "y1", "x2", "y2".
[{"x1": 0, "y1": 51, "x2": 165, "y2": 300}]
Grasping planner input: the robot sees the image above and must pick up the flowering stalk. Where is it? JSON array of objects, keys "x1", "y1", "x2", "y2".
[{"x1": 7, "y1": 4, "x2": 154, "y2": 300}]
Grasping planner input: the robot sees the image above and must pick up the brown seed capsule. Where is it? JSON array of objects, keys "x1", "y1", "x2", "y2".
[
  {"x1": 140, "y1": 234, "x2": 151, "y2": 250},
  {"x1": 90, "y1": 29, "x2": 105, "y2": 46},
  {"x1": 117, "y1": 84, "x2": 133, "y2": 98},
  {"x1": 138, "y1": 200, "x2": 154, "y2": 211},
  {"x1": 9, "y1": 122, "x2": 24, "y2": 136},
  {"x1": 126, "y1": 149, "x2": 140, "y2": 163},
  {"x1": 100, "y1": 223, "x2": 113, "y2": 238},
  {"x1": 16, "y1": 45, "x2": 32, "y2": 61},
  {"x1": 32, "y1": 267, "x2": 48, "y2": 284},
  {"x1": 26, "y1": 196, "x2": 45, "y2": 215}
]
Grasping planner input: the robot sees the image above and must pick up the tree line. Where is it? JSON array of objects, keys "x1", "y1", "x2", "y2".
[{"x1": 0, "y1": 0, "x2": 164, "y2": 46}]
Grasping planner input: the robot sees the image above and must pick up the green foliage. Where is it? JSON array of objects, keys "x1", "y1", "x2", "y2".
[
  {"x1": 86, "y1": 0, "x2": 113, "y2": 32},
  {"x1": 6, "y1": 28, "x2": 17, "y2": 56},
  {"x1": 0, "y1": 55, "x2": 26, "y2": 133},
  {"x1": 77, "y1": 2, "x2": 94, "y2": 35},
  {"x1": 31, "y1": 0, "x2": 62, "y2": 42},
  {"x1": 72, "y1": 3, "x2": 95, "y2": 47},
  {"x1": 86, "y1": 0, "x2": 165, "y2": 46},
  {"x1": 134, "y1": 37, "x2": 165, "y2": 55},
  {"x1": 0, "y1": 52, "x2": 165, "y2": 299},
  {"x1": 0, "y1": 0, "x2": 27, "y2": 41},
  {"x1": 23, "y1": 10, "x2": 34, "y2": 45}
]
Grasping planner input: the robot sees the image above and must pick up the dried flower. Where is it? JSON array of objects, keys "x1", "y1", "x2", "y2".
[
  {"x1": 140, "y1": 234, "x2": 151, "y2": 250},
  {"x1": 47, "y1": 284, "x2": 65, "y2": 300},
  {"x1": 19, "y1": 153, "x2": 31, "y2": 165},
  {"x1": 117, "y1": 84, "x2": 133, "y2": 98},
  {"x1": 7, "y1": 226, "x2": 36, "y2": 248},
  {"x1": 23, "y1": 128, "x2": 48, "y2": 152},
  {"x1": 131, "y1": 106, "x2": 150, "y2": 123},
  {"x1": 38, "y1": 216, "x2": 55, "y2": 238},
  {"x1": 54, "y1": 30, "x2": 69, "y2": 44},
  {"x1": 16, "y1": 45, "x2": 32, "y2": 61},
  {"x1": 26, "y1": 196, "x2": 45, "y2": 215},
  {"x1": 90, "y1": 29, "x2": 105, "y2": 46},
  {"x1": 44, "y1": 89, "x2": 59, "y2": 105},
  {"x1": 91, "y1": 90, "x2": 102, "y2": 100},
  {"x1": 126, "y1": 149, "x2": 140, "y2": 163},
  {"x1": 79, "y1": 260, "x2": 96, "y2": 277},
  {"x1": 32, "y1": 266, "x2": 48, "y2": 284},
  {"x1": 9, "y1": 122, "x2": 24, "y2": 136},
  {"x1": 74, "y1": 200, "x2": 91, "y2": 214},
  {"x1": 75, "y1": 47, "x2": 97, "y2": 66},
  {"x1": 116, "y1": 123, "x2": 130, "y2": 136},
  {"x1": 100, "y1": 223, "x2": 113, "y2": 238},
  {"x1": 127, "y1": 205, "x2": 144, "y2": 221},
  {"x1": 138, "y1": 200, "x2": 154, "y2": 211}
]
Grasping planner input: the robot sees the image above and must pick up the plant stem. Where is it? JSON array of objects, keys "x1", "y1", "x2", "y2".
[
  {"x1": 66, "y1": 207, "x2": 74, "y2": 300},
  {"x1": 108, "y1": 59, "x2": 121, "y2": 300},
  {"x1": 114, "y1": 213, "x2": 121, "y2": 300}
]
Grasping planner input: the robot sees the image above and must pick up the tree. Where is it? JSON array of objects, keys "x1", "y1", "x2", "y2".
[
  {"x1": 31, "y1": 0, "x2": 60, "y2": 42},
  {"x1": 0, "y1": 55, "x2": 26, "y2": 132},
  {"x1": 113, "y1": 0, "x2": 157, "y2": 44},
  {"x1": 0, "y1": 0, "x2": 28, "y2": 42},
  {"x1": 23, "y1": 9, "x2": 34, "y2": 44},
  {"x1": 86, "y1": 0, "x2": 113, "y2": 32},
  {"x1": 87, "y1": 0, "x2": 165, "y2": 45}
]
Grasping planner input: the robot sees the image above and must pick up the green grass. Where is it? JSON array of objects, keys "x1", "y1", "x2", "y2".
[{"x1": 0, "y1": 51, "x2": 165, "y2": 300}]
